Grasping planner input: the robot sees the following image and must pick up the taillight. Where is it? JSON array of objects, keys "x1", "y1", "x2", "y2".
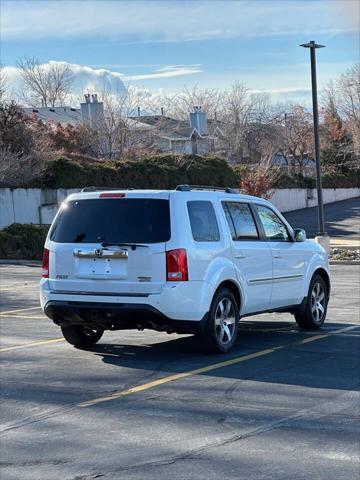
[
  {"x1": 42, "y1": 248, "x2": 50, "y2": 278},
  {"x1": 166, "y1": 249, "x2": 188, "y2": 281}
]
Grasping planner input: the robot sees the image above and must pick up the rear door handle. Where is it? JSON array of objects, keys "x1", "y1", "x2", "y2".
[
  {"x1": 273, "y1": 252, "x2": 282, "y2": 259},
  {"x1": 235, "y1": 253, "x2": 246, "y2": 259}
]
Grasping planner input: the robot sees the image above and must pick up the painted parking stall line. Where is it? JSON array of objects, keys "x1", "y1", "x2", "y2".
[
  {"x1": 0, "y1": 306, "x2": 42, "y2": 316},
  {"x1": 0, "y1": 338, "x2": 64, "y2": 353},
  {"x1": 78, "y1": 324, "x2": 359, "y2": 408}
]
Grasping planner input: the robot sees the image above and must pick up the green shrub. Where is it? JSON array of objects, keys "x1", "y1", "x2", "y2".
[
  {"x1": 26, "y1": 155, "x2": 237, "y2": 189},
  {"x1": 273, "y1": 172, "x2": 359, "y2": 189},
  {"x1": 0, "y1": 224, "x2": 49, "y2": 259},
  {"x1": 322, "y1": 172, "x2": 360, "y2": 189}
]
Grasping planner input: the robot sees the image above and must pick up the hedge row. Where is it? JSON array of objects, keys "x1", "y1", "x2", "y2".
[
  {"x1": 29, "y1": 155, "x2": 237, "y2": 189},
  {"x1": 273, "y1": 172, "x2": 360, "y2": 189},
  {"x1": 0, "y1": 223, "x2": 49, "y2": 260},
  {"x1": 11, "y1": 155, "x2": 360, "y2": 190}
]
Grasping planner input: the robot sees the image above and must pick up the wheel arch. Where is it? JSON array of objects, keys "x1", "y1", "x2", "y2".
[
  {"x1": 313, "y1": 268, "x2": 331, "y2": 296},
  {"x1": 215, "y1": 280, "x2": 242, "y2": 312}
]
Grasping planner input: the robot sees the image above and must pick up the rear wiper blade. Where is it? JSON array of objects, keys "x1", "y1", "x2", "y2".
[{"x1": 101, "y1": 242, "x2": 149, "y2": 251}]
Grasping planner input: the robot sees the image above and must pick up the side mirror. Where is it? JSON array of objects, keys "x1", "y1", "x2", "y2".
[{"x1": 294, "y1": 228, "x2": 306, "y2": 242}]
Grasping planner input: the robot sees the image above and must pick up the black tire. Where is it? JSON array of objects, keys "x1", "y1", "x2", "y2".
[
  {"x1": 198, "y1": 288, "x2": 239, "y2": 354},
  {"x1": 61, "y1": 325, "x2": 104, "y2": 348},
  {"x1": 295, "y1": 274, "x2": 328, "y2": 330}
]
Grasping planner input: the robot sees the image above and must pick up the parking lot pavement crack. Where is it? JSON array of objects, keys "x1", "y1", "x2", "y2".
[
  {"x1": 0, "y1": 404, "x2": 78, "y2": 434},
  {"x1": 98, "y1": 389, "x2": 360, "y2": 475}
]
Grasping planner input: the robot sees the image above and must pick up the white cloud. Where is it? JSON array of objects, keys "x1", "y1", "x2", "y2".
[
  {"x1": 125, "y1": 65, "x2": 202, "y2": 81},
  {"x1": 1, "y1": 1, "x2": 358, "y2": 43},
  {"x1": 3, "y1": 62, "x2": 126, "y2": 99},
  {"x1": 2, "y1": 61, "x2": 203, "y2": 104}
]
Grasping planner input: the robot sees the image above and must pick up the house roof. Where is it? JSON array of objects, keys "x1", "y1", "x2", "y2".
[
  {"x1": 271, "y1": 152, "x2": 316, "y2": 167},
  {"x1": 23, "y1": 107, "x2": 82, "y2": 126},
  {"x1": 129, "y1": 115, "x2": 223, "y2": 141}
]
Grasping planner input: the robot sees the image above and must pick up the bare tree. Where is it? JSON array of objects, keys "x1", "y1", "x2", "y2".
[
  {"x1": 17, "y1": 57, "x2": 74, "y2": 107},
  {"x1": 0, "y1": 64, "x2": 7, "y2": 102},
  {"x1": 336, "y1": 64, "x2": 360, "y2": 155},
  {"x1": 82, "y1": 86, "x2": 157, "y2": 159},
  {"x1": 282, "y1": 105, "x2": 314, "y2": 174},
  {"x1": 158, "y1": 85, "x2": 223, "y2": 120}
]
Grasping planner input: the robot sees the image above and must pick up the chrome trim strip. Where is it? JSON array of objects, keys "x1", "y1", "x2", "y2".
[
  {"x1": 248, "y1": 277, "x2": 273, "y2": 285},
  {"x1": 73, "y1": 248, "x2": 129, "y2": 259},
  {"x1": 248, "y1": 274, "x2": 303, "y2": 285},
  {"x1": 50, "y1": 290, "x2": 149, "y2": 298}
]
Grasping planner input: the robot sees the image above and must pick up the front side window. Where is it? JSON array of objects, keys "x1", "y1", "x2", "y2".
[
  {"x1": 255, "y1": 205, "x2": 290, "y2": 241},
  {"x1": 187, "y1": 201, "x2": 220, "y2": 242},
  {"x1": 223, "y1": 202, "x2": 259, "y2": 240}
]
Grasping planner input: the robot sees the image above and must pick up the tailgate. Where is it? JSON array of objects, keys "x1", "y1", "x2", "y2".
[{"x1": 47, "y1": 195, "x2": 170, "y2": 296}]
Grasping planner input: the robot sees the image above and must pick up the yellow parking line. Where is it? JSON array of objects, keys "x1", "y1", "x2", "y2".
[
  {"x1": 78, "y1": 347, "x2": 279, "y2": 407},
  {"x1": 78, "y1": 324, "x2": 359, "y2": 408},
  {"x1": 0, "y1": 315, "x2": 45, "y2": 319},
  {"x1": 0, "y1": 306, "x2": 41, "y2": 316},
  {"x1": 1, "y1": 284, "x2": 38, "y2": 292},
  {"x1": 0, "y1": 338, "x2": 64, "y2": 353}
]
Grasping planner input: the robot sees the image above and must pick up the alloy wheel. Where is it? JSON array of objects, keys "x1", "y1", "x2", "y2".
[
  {"x1": 311, "y1": 282, "x2": 326, "y2": 324},
  {"x1": 215, "y1": 298, "x2": 236, "y2": 345}
]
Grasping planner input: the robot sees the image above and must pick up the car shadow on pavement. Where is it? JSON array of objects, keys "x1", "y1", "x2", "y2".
[{"x1": 89, "y1": 320, "x2": 360, "y2": 392}]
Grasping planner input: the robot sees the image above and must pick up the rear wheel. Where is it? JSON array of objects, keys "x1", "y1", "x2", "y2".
[
  {"x1": 198, "y1": 288, "x2": 239, "y2": 354},
  {"x1": 295, "y1": 274, "x2": 328, "y2": 330},
  {"x1": 61, "y1": 325, "x2": 104, "y2": 348}
]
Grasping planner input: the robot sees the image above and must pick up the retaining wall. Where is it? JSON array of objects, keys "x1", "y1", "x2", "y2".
[{"x1": 0, "y1": 187, "x2": 359, "y2": 229}]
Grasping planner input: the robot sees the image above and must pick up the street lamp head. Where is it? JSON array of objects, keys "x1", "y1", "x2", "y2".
[{"x1": 300, "y1": 41, "x2": 326, "y2": 49}]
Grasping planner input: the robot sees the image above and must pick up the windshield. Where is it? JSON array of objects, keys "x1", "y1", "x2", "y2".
[{"x1": 50, "y1": 198, "x2": 171, "y2": 244}]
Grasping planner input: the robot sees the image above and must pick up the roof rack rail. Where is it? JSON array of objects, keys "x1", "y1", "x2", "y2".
[
  {"x1": 81, "y1": 187, "x2": 133, "y2": 192},
  {"x1": 175, "y1": 184, "x2": 238, "y2": 194}
]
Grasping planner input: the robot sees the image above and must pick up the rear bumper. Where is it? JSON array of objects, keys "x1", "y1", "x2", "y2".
[
  {"x1": 44, "y1": 300, "x2": 208, "y2": 334},
  {"x1": 40, "y1": 278, "x2": 214, "y2": 321}
]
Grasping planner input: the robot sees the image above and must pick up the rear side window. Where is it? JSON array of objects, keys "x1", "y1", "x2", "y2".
[
  {"x1": 50, "y1": 198, "x2": 170, "y2": 243},
  {"x1": 223, "y1": 202, "x2": 259, "y2": 240},
  {"x1": 187, "y1": 201, "x2": 220, "y2": 242}
]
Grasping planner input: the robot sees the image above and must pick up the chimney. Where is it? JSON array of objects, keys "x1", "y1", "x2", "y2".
[
  {"x1": 161, "y1": 107, "x2": 164, "y2": 116},
  {"x1": 189, "y1": 106, "x2": 207, "y2": 135},
  {"x1": 137, "y1": 106, "x2": 141, "y2": 117},
  {"x1": 81, "y1": 92, "x2": 104, "y2": 126}
]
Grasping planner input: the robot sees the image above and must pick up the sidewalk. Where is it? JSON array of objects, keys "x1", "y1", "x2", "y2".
[{"x1": 330, "y1": 238, "x2": 359, "y2": 249}]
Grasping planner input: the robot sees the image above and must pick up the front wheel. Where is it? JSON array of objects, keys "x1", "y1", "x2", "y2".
[
  {"x1": 295, "y1": 274, "x2": 328, "y2": 330},
  {"x1": 198, "y1": 288, "x2": 239, "y2": 354},
  {"x1": 61, "y1": 325, "x2": 104, "y2": 348}
]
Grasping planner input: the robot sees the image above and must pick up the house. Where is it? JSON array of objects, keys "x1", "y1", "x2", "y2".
[
  {"x1": 22, "y1": 106, "x2": 82, "y2": 126},
  {"x1": 23, "y1": 94, "x2": 104, "y2": 127},
  {"x1": 271, "y1": 152, "x2": 316, "y2": 176},
  {"x1": 130, "y1": 107, "x2": 225, "y2": 155}
]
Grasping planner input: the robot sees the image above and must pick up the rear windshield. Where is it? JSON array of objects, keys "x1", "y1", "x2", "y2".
[{"x1": 50, "y1": 198, "x2": 171, "y2": 243}]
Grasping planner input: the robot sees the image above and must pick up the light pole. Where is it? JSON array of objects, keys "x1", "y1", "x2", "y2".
[{"x1": 300, "y1": 41, "x2": 329, "y2": 246}]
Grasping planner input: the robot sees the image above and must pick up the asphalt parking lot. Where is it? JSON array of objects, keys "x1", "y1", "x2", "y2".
[{"x1": 0, "y1": 264, "x2": 359, "y2": 480}]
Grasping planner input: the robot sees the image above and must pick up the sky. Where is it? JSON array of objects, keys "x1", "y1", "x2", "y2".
[{"x1": 1, "y1": 0, "x2": 359, "y2": 104}]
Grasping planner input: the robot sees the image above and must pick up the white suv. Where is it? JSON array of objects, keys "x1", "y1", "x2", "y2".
[{"x1": 40, "y1": 185, "x2": 330, "y2": 353}]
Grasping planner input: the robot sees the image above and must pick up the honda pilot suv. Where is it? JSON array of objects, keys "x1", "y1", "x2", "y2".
[{"x1": 40, "y1": 185, "x2": 330, "y2": 353}]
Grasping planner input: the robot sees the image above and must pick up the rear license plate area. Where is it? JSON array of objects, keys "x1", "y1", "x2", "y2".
[{"x1": 76, "y1": 258, "x2": 127, "y2": 279}]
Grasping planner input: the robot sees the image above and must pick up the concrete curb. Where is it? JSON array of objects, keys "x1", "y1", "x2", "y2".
[
  {"x1": 329, "y1": 260, "x2": 360, "y2": 265},
  {"x1": 0, "y1": 259, "x2": 42, "y2": 266}
]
